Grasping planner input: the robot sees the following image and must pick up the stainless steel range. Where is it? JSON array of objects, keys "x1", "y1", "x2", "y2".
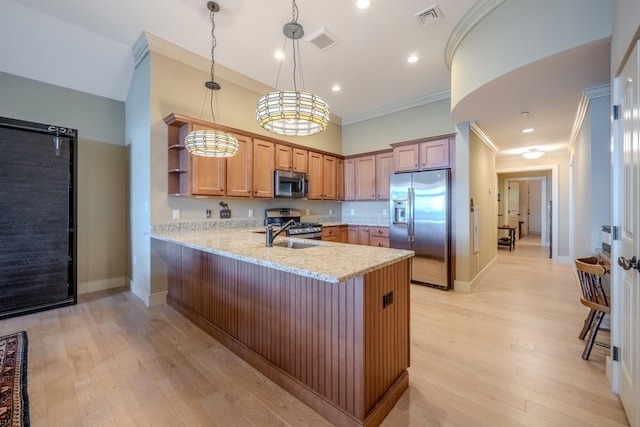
[{"x1": 264, "y1": 208, "x2": 323, "y2": 239}]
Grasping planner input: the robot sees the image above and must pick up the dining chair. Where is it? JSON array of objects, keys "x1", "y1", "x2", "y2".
[{"x1": 575, "y1": 256, "x2": 610, "y2": 360}]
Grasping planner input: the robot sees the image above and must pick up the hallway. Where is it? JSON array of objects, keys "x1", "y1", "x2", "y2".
[{"x1": 383, "y1": 235, "x2": 628, "y2": 425}]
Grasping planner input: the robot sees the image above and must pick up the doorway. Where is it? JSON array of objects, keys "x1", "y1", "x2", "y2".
[{"x1": 496, "y1": 165, "x2": 558, "y2": 262}]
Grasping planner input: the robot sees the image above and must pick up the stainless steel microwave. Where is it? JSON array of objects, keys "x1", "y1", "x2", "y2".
[{"x1": 274, "y1": 170, "x2": 308, "y2": 198}]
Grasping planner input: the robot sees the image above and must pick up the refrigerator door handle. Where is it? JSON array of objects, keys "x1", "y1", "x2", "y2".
[{"x1": 408, "y1": 187, "x2": 414, "y2": 242}]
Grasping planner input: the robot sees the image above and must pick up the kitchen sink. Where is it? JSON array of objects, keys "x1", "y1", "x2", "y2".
[{"x1": 272, "y1": 241, "x2": 318, "y2": 249}]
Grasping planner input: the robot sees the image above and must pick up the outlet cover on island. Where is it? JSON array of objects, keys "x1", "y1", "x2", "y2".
[{"x1": 172, "y1": 209, "x2": 180, "y2": 220}]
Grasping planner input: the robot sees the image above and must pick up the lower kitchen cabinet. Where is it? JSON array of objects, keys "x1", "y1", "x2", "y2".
[{"x1": 322, "y1": 226, "x2": 340, "y2": 241}]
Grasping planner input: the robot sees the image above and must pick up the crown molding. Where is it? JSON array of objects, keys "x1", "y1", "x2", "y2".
[
  {"x1": 470, "y1": 122, "x2": 498, "y2": 153},
  {"x1": 568, "y1": 83, "x2": 610, "y2": 151},
  {"x1": 444, "y1": 0, "x2": 505, "y2": 70},
  {"x1": 341, "y1": 90, "x2": 451, "y2": 126}
]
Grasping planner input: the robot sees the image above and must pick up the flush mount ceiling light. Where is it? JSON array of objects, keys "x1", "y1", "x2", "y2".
[
  {"x1": 185, "y1": 1, "x2": 239, "y2": 157},
  {"x1": 522, "y1": 148, "x2": 545, "y2": 159},
  {"x1": 522, "y1": 128, "x2": 535, "y2": 133},
  {"x1": 256, "y1": 0, "x2": 330, "y2": 136}
]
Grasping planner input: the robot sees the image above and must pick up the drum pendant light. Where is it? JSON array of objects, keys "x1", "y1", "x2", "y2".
[
  {"x1": 256, "y1": 0, "x2": 330, "y2": 137},
  {"x1": 185, "y1": 1, "x2": 239, "y2": 157}
]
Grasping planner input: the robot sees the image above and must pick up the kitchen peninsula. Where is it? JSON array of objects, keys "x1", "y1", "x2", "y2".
[{"x1": 151, "y1": 229, "x2": 413, "y2": 426}]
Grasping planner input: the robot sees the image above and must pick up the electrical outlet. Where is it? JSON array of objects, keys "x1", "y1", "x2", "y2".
[
  {"x1": 205, "y1": 209, "x2": 211, "y2": 218},
  {"x1": 382, "y1": 208, "x2": 388, "y2": 216},
  {"x1": 350, "y1": 209, "x2": 355, "y2": 215},
  {"x1": 248, "y1": 209, "x2": 254, "y2": 218},
  {"x1": 172, "y1": 209, "x2": 180, "y2": 220}
]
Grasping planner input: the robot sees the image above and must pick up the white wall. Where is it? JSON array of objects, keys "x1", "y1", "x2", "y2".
[
  {"x1": 570, "y1": 92, "x2": 611, "y2": 259},
  {"x1": 450, "y1": 0, "x2": 612, "y2": 112}
]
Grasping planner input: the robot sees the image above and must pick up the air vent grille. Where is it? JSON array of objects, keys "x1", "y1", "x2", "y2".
[
  {"x1": 415, "y1": 4, "x2": 442, "y2": 26},
  {"x1": 305, "y1": 27, "x2": 339, "y2": 51}
]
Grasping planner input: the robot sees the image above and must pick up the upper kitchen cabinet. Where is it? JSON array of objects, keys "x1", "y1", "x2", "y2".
[
  {"x1": 275, "y1": 144, "x2": 292, "y2": 171},
  {"x1": 392, "y1": 135, "x2": 454, "y2": 172},
  {"x1": 336, "y1": 158, "x2": 345, "y2": 201},
  {"x1": 375, "y1": 151, "x2": 394, "y2": 200},
  {"x1": 226, "y1": 133, "x2": 253, "y2": 197},
  {"x1": 308, "y1": 152, "x2": 337, "y2": 200},
  {"x1": 344, "y1": 158, "x2": 355, "y2": 201},
  {"x1": 166, "y1": 113, "x2": 224, "y2": 197},
  {"x1": 253, "y1": 139, "x2": 275, "y2": 198},
  {"x1": 355, "y1": 155, "x2": 376, "y2": 200},
  {"x1": 292, "y1": 147, "x2": 308, "y2": 173}
]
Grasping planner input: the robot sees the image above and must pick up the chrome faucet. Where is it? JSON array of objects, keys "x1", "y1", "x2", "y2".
[{"x1": 266, "y1": 219, "x2": 296, "y2": 247}]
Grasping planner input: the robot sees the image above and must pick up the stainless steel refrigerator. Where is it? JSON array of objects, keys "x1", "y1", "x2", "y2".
[{"x1": 389, "y1": 169, "x2": 451, "y2": 289}]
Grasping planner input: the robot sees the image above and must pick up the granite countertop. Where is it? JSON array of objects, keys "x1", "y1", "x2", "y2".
[{"x1": 151, "y1": 229, "x2": 413, "y2": 283}]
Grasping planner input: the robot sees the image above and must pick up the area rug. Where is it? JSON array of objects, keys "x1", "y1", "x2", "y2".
[{"x1": 0, "y1": 331, "x2": 29, "y2": 427}]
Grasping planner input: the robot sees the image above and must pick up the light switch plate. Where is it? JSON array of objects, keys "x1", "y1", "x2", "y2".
[{"x1": 172, "y1": 209, "x2": 180, "y2": 220}]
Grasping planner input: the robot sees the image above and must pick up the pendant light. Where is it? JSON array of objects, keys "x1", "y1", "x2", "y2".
[
  {"x1": 256, "y1": 0, "x2": 331, "y2": 136},
  {"x1": 185, "y1": 1, "x2": 239, "y2": 157}
]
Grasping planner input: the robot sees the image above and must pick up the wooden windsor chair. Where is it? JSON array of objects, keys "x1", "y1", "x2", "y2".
[{"x1": 575, "y1": 256, "x2": 610, "y2": 360}]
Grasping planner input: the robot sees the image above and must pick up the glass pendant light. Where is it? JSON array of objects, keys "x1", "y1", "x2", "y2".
[
  {"x1": 256, "y1": 0, "x2": 330, "y2": 137},
  {"x1": 185, "y1": 1, "x2": 239, "y2": 157}
]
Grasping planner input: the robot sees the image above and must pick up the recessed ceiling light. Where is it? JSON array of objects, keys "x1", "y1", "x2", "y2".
[
  {"x1": 332, "y1": 85, "x2": 341, "y2": 92},
  {"x1": 522, "y1": 128, "x2": 534, "y2": 133},
  {"x1": 356, "y1": 0, "x2": 370, "y2": 9},
  {"x1": 520, "y1": 111, "x2": 529, "y2": 117},
  {"x1": 408, "y1": 55, "x2": 418, "y2": 63},
  {"x1": 274, "y1": 50, "x2": 284, "y2": 60}
]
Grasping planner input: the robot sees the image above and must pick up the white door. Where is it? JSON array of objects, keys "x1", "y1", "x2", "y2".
[
  {"x1": 507, "y1": 181, "x2": 519, "y2": 229},
  {"x1": 613, "y1": 40, "x2": 640, "y2": 427}
]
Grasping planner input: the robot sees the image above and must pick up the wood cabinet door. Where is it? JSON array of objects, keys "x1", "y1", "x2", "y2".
[
  {"x1": 307, "y1": 151, "x2": 323, "y2": 199},
  {"x1": 339, "y1": 225, "x2": 348, "y2": 243},
  {"x1": 191, "y1": 155, "x2": 226, "y2": 196},
  {"x1": 344, "y1": 158, "x2": 355, "y2": 201},
  {"x1": 355, "y1": 155, "x2": 376, "y2": 200},
  {"x1": 420, "y1": 138, "x2": 450, "y2": 169},
  {"x1": 375, "y1": 151, "x2": 393, "y2": 200},
  {"x1": 393, "y1": 144, "x2": 419, "y2": 172},
  {"x1": 322, "y1": 155, "x2": 337, "y2": 200},
  {"x1": 275, "y1": 144, "x2": 292, "y2": 171},
  {"x1": 226, "y1": 133, "x2": 253, "y2": 197},
  {"x1": 253, "y1": 138, "x2": 275, "y2": 198},
  {"x1": 358, "y1": 226, "x2": 370, "y2": 246},
  {"x1": 348, "y1": 226, "x2": 359, "y2": 244},
  {"x1": 336, "y1": 158, "x2": 345, "y2": 201},
  {"x1": 292, "y1": 147, "x2": 308, "y2": 173}
]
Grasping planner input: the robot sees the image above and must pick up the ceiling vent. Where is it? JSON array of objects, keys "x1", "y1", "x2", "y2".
[
  {"x1": 415, "y1": 4, "x2": 443, "y2": 26},
  {"x1": 304, "y1": 27, "x2": 339, "y2": 51}
]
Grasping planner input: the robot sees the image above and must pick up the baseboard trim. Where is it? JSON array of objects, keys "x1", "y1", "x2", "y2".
[
  {"x1": 78, "y1": 276, "x2": 127, "y2": 295},
  {"x1": 128, "y1": 278, "x2": 167, "y2": 307},
  {"x1": 454, "y1": 257, "x2": 497, "y2": 293}
]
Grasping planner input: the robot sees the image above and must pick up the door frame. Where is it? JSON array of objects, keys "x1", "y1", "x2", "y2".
[{"x1": 496, "y1": 165, "x2": 558, "y2": 262}]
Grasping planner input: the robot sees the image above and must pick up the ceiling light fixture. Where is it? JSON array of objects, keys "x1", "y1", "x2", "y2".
[
  {"x1": 185, "y1": 1, "x2": 238, "y2": 157},
  {"x1": 356, "y1": 0, "x2": 371, "y2": 10},
  {"x1": 522, "y1": 149, "x2": 544, "y2": 160},
  {"x1": 522, "y1": 128, "x2": 534, "y2": 133},
  {"x1": 256, "y1": 0, "x2": 330, "y2": 136},
  {"x1": 408, "y1": 55, "x2": 419, "y2": 63}
]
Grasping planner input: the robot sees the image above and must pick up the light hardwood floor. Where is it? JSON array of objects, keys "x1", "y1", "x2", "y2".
[{"x1": 0, "y1": 236, "x2": 628, "y2": 426}]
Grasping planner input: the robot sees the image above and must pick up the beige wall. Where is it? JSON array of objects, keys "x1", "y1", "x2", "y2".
[
  {"x1": 468, "y1": 131, "x2": 497, "y2": 279},
  {"x1": 0, "y1": 71, "x2": 128, "y2": 295},
  {"x1": 150, "y1": 49, "x2": 342, "y2": 225},
  {"x1": 341, "y1": 99, "x2": 455, "y2": 156}
]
